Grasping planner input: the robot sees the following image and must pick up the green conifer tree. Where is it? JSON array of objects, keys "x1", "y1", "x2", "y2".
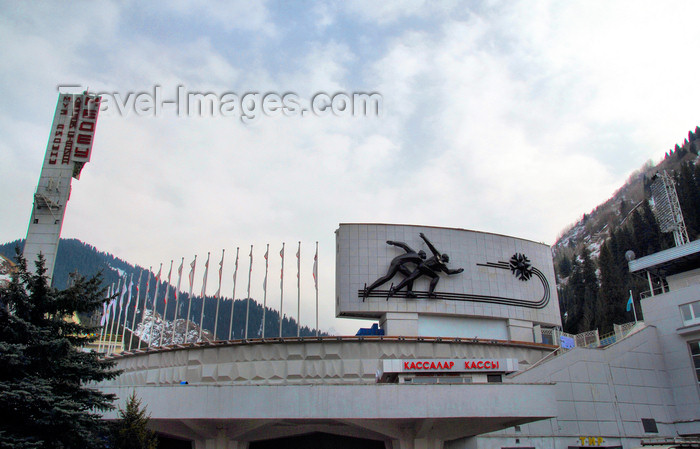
[
  {"x1": 0, "y1": 253, "x2": 119, "y2": 449},
  {"x1": 109, "y1": 392, "x2": 158, "y2": 449}
]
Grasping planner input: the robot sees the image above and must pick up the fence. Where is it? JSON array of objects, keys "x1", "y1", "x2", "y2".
[{"x1": 540, "y1": 321, "x2": 640, "y2": 351}]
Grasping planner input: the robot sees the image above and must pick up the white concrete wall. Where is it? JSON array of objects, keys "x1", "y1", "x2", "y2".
[
  {"x1": 667, "y1": 268, "x2": 700, "y2": 291},
  {"x1": 458, "y1": 326, "x2": 678, "y2": 449},
  {"x1": 418, "y1": 316, "x2": 508, "y2": 340},
  {"x1": 102, "y1": 339, "x2": 553, "y2": 387},
  {"x1": 336, "y1": 224, "x2": 561, "y2": 335},
  {"x1": 640, "y1": 284, "x2": 700, "y2": 431}
]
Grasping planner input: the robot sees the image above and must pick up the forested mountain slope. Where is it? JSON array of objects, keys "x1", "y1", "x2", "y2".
[{"x1": 552, "y1": 127, "x2": 700, "y2": 334}]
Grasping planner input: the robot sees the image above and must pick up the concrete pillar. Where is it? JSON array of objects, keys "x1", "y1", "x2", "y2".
[
  {"x1": 380, "y1": 313, "x2": 419, "y2": 336},
  {"x1": 507, "y1": 319, "x2": 533, "y2": 342},
  {"x1": 533, "y1": 324, "x2": 542, "y2": 343}
]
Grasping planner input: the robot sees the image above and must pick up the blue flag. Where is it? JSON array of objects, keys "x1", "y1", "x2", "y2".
[{"x1": 626, "y1": 294, "x2": 633, "y2": 312}]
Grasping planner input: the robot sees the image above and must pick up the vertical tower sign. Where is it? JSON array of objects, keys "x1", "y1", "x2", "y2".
[{"x1": 23, "y1": 92, "x2": 101, "y2": 282}]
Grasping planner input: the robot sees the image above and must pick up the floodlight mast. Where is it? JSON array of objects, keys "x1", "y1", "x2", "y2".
[
  {"x1": 23, "y1": 91, "x2": 101, "y2": 283},
  {"x1": 650, "y1": 171, "x2": 689, "y2": 247}
]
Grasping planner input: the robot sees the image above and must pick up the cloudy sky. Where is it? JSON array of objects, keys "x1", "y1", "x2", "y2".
[{"x1": 2, "y1": 1, "x2": 699, "y2": 334}]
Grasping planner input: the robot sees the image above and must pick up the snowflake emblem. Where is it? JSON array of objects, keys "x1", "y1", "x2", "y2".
[{"x1": 509, "y1": 253, "x2": 533, "y2": 281}]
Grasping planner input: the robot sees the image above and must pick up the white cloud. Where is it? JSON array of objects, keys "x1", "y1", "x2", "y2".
[{"x1": 3, "y1": 1, "x2": 700, "y2": 335}]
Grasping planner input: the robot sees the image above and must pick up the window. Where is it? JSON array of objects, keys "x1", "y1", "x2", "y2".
[
  {"x1": 641, "y1": 418, "x2": 658, "y2": 433},
  {"x1": 690, "y1": 340, "x2": 700, "y2": 384},
  {"x1": 680, "y1": 301, "x2": 700, "y2": 326}
]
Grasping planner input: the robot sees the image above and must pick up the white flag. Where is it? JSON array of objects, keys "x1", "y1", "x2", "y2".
[
  {"x1": 175, "y1": 258, "x2": 184, "y2": 303},
  {"x1": 262, "y1": 246, "x2": 269, "y2": 292},
  {"x1": 100, "y1": 296, "x2": 109, "y2": 326},
  {"x1": 165, "y1": 260, "x2": 173, "y2": 305},
  {"x1": 313, "y1": 246, "x2": 318, "y2": 290},
  {"x1": 280, "y1": 245, "x2": 285, "y2": 289},
  {"x1": 134, "y1": 271, "x2": 142, "y2": 311},
  {"x1": 119, "y1": 276, "x2": 128, "y2": 309},
  {"x1": 231, "y1": 250, "x2": 239, "y2": 299},
  {"x1": 188, "y1": 256, "x2": 197, "y2": 297},
  {"x1": 215, "y1": 249, "x2": 225, "y2": 298},
  {"x1": 201, "y1": 252, "x2": 210, "y2": 297},
  {"x1": 125, "y1": 273, "x2": 134, "y2": 310},
  {"x1": 296, "y1": 242, "x2": 301, "y2": 287}
]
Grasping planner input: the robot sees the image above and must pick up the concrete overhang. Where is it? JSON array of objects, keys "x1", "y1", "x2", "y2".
[
  {"x1": 101, "y1": 383, "x2": 557, "y2": 443},
  {"x1": 628, "y1": 239, "x2": 700, "y2": 276}
]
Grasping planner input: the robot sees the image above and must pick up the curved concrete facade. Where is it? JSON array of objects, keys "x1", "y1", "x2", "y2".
[
  {"x1": 104, "y1": 337, "x2": 555, "y2": 387},
  {"x1": 100, "y1": 337, "x2": 559, "y2": 448}
]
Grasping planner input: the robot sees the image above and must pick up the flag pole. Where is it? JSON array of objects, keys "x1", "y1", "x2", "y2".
[
  {"x1": 112, "y1": 275, "x2": 126, "y2": 353},
  {"x1": 262, "y1": 244, "x2": 269, "y2": 338},
  {"x1": 229, "y1": 247, "x2": 239, "y2": 340},
  {"x1": 297, "y1": 241, "x2": 301, "y2": 337},
  {"x1": 148, "y1": 263, "x2": 162, "y2": 349},
  {"x1": 128, "y1": 270, "x2": 143, "y2": 351},
  {"x1": 199, "y1": 252, "x2": 210, "y2": 342},
  {"x1": 185, "y1": 256, "x2": 196, "y2": 344},
  {"x1": 139, "y1": 268, "x2": 152, "y2": 333},
  {"x1": 171, "y1": 257, "x2": 184, "y2": 345},
  {"x1": 159, "y1": 260, "x2": 173, "y2": 347},
  {"x1": 279, "y1": 243, "x2": 285, "y2": 338},
  {"x1": 124, "y1": 273, "x2": 134, "y2": 350},
  {"x1": 107, "y1": 278, "x2": 120, "y2": 354},
  {"x1": 314, "y1": 241, "x2": 319, "y2": 337},
  {"x1": 245, "y1": 245, "x2": 253, "y2": 339},
  {"x1": 98, "y1": 284, "x2": 112, "y2": 353},
  {"x1": 213, "y1": 249, "x2": 225, "y2": 340}
]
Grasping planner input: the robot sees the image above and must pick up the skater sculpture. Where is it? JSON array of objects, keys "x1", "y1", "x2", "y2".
[{"x1": 363, "y1": 233, "x2": 463, "y2": 299}]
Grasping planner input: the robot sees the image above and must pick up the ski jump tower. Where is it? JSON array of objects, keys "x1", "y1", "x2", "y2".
[
  {"x1": 23, "y1": 92, "x2": 101, "y2": 282},
  {"x1": 650, "y1": 170, "x2": 690, "y2": 247}
]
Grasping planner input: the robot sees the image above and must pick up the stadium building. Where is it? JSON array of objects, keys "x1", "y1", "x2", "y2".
[{"x1": 98, "y1": 224, "x2": 700, "y2": 449}]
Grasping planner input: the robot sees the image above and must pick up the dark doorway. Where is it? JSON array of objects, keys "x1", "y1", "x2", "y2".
[
  {"x1": 157, "y1": 433, "x2": 193, "y2": 449},
  {"x1": 249, "y1": 432, "x2": 385, "y2": 449}
]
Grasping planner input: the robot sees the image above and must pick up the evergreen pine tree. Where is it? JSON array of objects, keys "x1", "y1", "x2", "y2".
[
  {"x1": 0, "y1": 253, "x2": 119, "y2": 449},
  {"x1": 109, "y1": 392, "x2": 158, "y2": 449}
]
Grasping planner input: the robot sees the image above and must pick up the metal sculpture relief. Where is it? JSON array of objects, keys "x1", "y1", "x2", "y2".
[
  {"x1": 509, "y1": 253, "x2": 533, "y2": 281},
  {"x1": 363, "y1": 240, "x2": 427, "y2": 297},
  {"x1": 362, "y1": 233, "x2": 463, "y2": 299}
]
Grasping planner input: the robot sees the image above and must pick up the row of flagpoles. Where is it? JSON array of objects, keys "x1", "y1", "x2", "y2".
[{"x1": 97, "y1": 242, "x2": 319, "y2": 354}]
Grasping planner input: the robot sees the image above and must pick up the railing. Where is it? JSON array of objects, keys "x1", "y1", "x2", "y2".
[
  {"x1": 539, "y1": 321, "x2": 640, "y2": 351},
  {"x1": 640, "y1": 286, "x2": 666, "y2": 299}
]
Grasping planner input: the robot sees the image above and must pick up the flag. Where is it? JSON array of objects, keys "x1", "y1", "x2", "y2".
[
  {"x1": 626, "y1": 293, "x2": 633, "y2": 312},
  {"x1": 263, "y1": 245, "x2": 269, "y2": 292},
  {"x1": 144, "y1": 268, "x2": 152, "y2": 308},
  {"x1": 280, "y1": 244, "x2": 285, "y2": 289},
  {"x1": 175, "y1": 258, "x2": 184, "y2": 304},
  {"x1": 101, "y1": 301, "x2": 109, "y2": 326},
  {"x1": 215, "y1": 249, "x2": 225, "y2": 298},
  {"x1": 232, "y1": 250, "x2": 239, "y2": 287},
  {"x1": 188, "y1": 256, "x2": 197, "y2": 296},
  {"x1": 134, "y1": 271, "x2": 142, "y2": 310},
  {"x1": 201, "y1": 252, "x2": 210, "y2": 297},
  {"x1": 119, "y1": 275, "x2": 128, "y2": 309},
  {"x1": 313, "y1": 246, "x2": 318, "y2": 290},
  {"x1": 153, "y1": 263, "x2": 162, "y2": 312},
  {"x1": 125, "y1": 273, "x2": 134, "y2": 310},
  {"x1": 165, "y1": 260, "x2": 173, "y2": 304},
  {"x1": 296, "y1": 242, "x2": 301, "y2": 287}
]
